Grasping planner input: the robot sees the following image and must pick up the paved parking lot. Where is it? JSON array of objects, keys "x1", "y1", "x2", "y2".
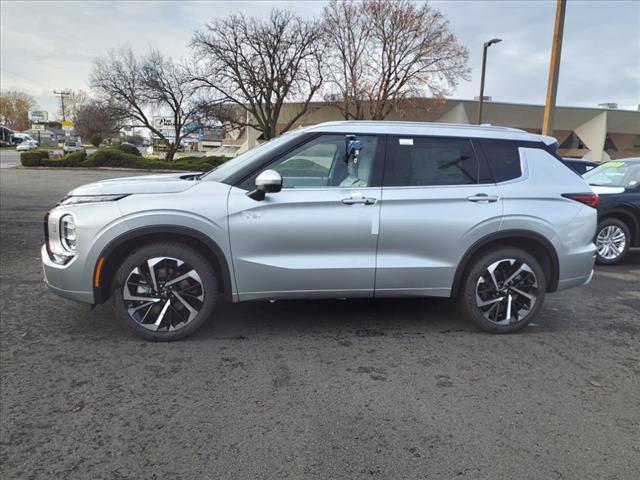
[{"x1": 1, "y1": 168, "x2": 639, "y2": 480}]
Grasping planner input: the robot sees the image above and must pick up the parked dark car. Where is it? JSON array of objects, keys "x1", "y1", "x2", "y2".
[
  {"x1": 562, "y1": 157, "x2": 599, "y2": 175},
  {"x1": 584, "y1": 158, "x2": 640, "y2": 264}
]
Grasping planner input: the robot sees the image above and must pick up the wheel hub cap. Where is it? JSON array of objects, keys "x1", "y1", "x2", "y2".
[
  {"x1": 475, "y1": 258, "x2": 538, "y2": 326},
  {"x1": 123, "y1": 256, "x2": 204, "y2": 332},
  {"x1": 596, "y1": 225, "x2": 626, "y2": 260}
]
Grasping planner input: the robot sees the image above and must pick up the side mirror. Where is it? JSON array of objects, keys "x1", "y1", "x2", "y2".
[{"x1": 247, "y1": 169, "x2": 282, "y2": 201}]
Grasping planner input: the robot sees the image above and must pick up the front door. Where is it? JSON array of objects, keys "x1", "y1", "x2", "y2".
[
  {"x1": 228, "y1": 134, "x2": 383, "y2": 300},
  {"x1": 375, "y1": 135, "x2": 503, "y2": 297}
]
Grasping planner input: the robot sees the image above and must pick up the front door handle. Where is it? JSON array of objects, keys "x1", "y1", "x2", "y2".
[
  {"x1": 341, "y1": 193, "x2": 376, "y2": 205},
  {"x1": 467, "y1": 193, "x2": 499, "y2": 203}
]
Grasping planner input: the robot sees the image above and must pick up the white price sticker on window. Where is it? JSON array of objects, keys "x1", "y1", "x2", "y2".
[{"x1": 399, "y1": 138, "x2": 414, "y2": 146}]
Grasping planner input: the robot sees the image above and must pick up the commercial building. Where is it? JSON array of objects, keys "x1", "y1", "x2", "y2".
[{"x1": 225, "y1": 98, "x2": 640, "y2": 161}]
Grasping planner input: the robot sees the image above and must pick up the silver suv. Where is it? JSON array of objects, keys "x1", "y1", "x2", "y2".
[{"x1": 42, "y1": 121, "x2": 597, "y2": 340}]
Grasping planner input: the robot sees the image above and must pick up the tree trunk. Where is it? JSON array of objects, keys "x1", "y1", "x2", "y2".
[{"x1": 165, "y1": 143, "x2": 178, "y2": 162}]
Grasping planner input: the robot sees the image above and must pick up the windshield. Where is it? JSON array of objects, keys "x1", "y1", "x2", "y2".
[
  {"x1": 584, "y1": 160, "x2": 640, "y2": 189},
  {"x1": 203, "y1": 131, "x2": 304, "y2": 183}
]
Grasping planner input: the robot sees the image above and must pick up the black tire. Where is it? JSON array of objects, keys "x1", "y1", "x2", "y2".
[
  {"x1": 595, "y1": 218, "x2": 630, "y2": 265},
  {"x1": 112, "y1": 242, "x2": 217, "y2": 341},
  {"x1": 460, "y1": 247, "x2": 546, "y2": 334}
]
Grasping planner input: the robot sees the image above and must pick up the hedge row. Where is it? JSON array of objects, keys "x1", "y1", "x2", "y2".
[
  {"x1": 21, "y1": 148, "x2": 227, "y2": 172},
  {"x1": 20, "y1": 150, "x2": 51, "y2": 167}
]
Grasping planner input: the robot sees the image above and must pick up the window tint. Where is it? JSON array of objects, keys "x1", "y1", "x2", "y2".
[
  {"x1": 384, "y1": 136, "x2": 480, "y2": 186},
  {"x1": 245, "y1": 134, "x2": 379, "y2": 189},
  {"x1": 480, "y1": 139, "x2": 522, "y2": 182}
]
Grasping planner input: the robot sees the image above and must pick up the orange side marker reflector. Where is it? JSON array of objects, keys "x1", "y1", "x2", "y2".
[{"x1": 94, "y1": 257, "x2": 105, "y2": 288}]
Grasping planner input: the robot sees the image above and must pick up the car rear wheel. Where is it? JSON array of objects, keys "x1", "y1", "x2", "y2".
[
  {"x1": 595, "y1": 218, "x2": 630, "y2": 265},
  {"x1": 460, "y1": 248, "x2": 546, "y2": 333},
  {"x1": 112, "y1": 242, "x2": 218, "y2": 341}
]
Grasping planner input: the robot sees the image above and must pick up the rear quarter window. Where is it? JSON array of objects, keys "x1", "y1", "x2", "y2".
[{"x1": 479, "y1": 139, "x2": 522, "y2": 182}]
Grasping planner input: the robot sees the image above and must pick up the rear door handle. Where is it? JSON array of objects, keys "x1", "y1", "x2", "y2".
[
  {"x1": 341, "y1": 194, "x2": 376, "y2": 205},
  {"x1": 467, "y1": 194, "x2": 499, "y2": 203}
]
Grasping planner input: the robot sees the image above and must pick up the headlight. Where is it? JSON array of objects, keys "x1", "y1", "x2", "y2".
[
  {"x1": 60, "y1": 214, "x2": 76, "y2": 252},
  {"x1": 59, "y1": 194, "x2": 128, "y2": 206}
]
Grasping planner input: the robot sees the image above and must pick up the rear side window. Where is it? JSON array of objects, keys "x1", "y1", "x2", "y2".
[
  {"x1": 479, "y1": 139, "x2": 522, "y2": 182},
  {"x1": 384, "y1": 136, "x2": 481, "y2": 186}
]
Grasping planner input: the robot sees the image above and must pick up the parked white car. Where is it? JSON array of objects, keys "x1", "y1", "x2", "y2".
[
  {"x1": 63, "y1": 140, "x2": 85, "y2": 154},
  {"x1": 16, "y1": 140, "x2": 38, "y2": 151}
]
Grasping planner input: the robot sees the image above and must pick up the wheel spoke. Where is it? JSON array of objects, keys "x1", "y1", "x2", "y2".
[
  {"x1": 154, "y1": 299, "x2": 172, "y2": 329},
  {"x1": 476, "y1": 295, "x2": 504, "y2": 307},
  {"x1": 172, "y1": 291, "x2": 199, "y2": 322},
  {"x1": 165, "y1": 269, "x2": 201, "y2": 287},
  {"x1": 147, "y1": 258, "x2": 162, "y2": 291}
]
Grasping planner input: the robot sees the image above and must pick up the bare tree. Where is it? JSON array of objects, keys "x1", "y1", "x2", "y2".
[
  {"x1": 74, "y1": 101, "x2": 118, "y2": 146},
  {"x1": 191, "y1": 9, "x2": 324, "y2": 140},
  {"x1": 0, "y1": 90, "x2": 37, "y2": 131},
  {"x1": 323, "y1": 0, "x2": 469, "y2": 120},
  {"x1": 90, "y1": 47, "x2": 215, "y2": 160},
  {"x1": 322, "y1": 0, "x2": 370, "y2": 120}
]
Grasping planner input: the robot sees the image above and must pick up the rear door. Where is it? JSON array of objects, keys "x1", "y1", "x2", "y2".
[{"x1": 375, "y1": 135, "x2": 502, "y2": 297}]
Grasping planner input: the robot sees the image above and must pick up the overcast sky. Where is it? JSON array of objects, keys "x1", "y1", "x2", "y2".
[{"x1": 1, "y1": 0, "x2": 639, "y2": 118}]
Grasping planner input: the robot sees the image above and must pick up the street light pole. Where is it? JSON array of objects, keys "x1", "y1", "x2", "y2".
[
  {"x1": 477, "y1": 38, "x2": 502, "y2": 124},
  {"x1": 542, "y1": 0, "x2": 567, "y2": 136}
]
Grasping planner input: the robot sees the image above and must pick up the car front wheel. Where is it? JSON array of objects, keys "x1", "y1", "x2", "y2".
[
  {"x1": 595, "y1": 218, "x2": 630, "y2": 265},
  {"x1": 460, "y1": 248, "x2": 546, "y2": 333},
  {"x1": 112, "y1": 242, "x2": 218, "y2": 341}
]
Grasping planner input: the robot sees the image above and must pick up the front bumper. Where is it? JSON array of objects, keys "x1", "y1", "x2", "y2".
[{"x1": 42, "y1": 244, "x2": 94, "y2": 304}]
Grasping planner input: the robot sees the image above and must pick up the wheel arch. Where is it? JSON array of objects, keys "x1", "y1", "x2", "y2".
[
  {"x1": 93, "y1": 225, "x2": 233, "y2": 304},
  {"x1": 451, "y1": 229, "x2": 560, "y2": 296}
]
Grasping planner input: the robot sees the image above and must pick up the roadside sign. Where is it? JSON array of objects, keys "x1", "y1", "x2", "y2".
[
  {"x1": 31, "y1": 124, "x2": 46, "y2": 131},
  {"x1": 153, "y1": 116, "x2": 175, "y2": 129},
  {"x1": 28, "y1": 110, "x2": 48, "y2": 123},
  {"x1": 152, "y1": 116, "x2": 176, "y2": 140},
  {"x1": 61, "y1": 120, "x2": 74, "y2": 131}
]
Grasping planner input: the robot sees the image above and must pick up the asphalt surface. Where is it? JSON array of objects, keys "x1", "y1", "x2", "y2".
[
  {"x1": 1, "y1": 168, "x2": 639, "y2": 480},
  {"x1": 0, "y1": 150, "x2": 21, "y2": 168}
]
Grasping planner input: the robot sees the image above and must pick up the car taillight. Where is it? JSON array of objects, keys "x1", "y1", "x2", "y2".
[{"x1": 562, "y1": 192, "x2": 599, "y2": 208}]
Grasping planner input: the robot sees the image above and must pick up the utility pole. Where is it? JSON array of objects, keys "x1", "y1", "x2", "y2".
[
  {"x1": 542, "y1": 0, "x2": 567, "y2": 136},
  {"x1": 53, "y1": 90, "x2": 72, "y2": 121},
  {"x1": 477, "y1": 38, "x2": 502, "y2": 124}
]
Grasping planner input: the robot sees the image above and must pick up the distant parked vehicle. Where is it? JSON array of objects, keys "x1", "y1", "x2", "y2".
[
  {"x1": 561, "y1": 157, "x2": 599, "y2": 175},
  {"x1": 16, "y1": 140, "x2": 38, "y2": 151},
  {"x1": 63, "y1": 140, "x2": 85, "y2": 154},
  {"x1": 1, "y1": 125, "x2": 15, "y2": 147},
  {"x1": 584, "y1": 158, "x2": 640, "y2": 264},
  {"x1": 12, "y1": 133, "x2": 36, "y2": 145}
]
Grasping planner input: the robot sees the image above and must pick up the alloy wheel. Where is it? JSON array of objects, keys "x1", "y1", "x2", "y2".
[
  {"x1": 596, "y1": 225, "x2": 626, "y2": 261},
  {"x1": 123, "y1": 256, "x2": 204, "y2": 332},
  {"x1": 475, "y1": 258, "x2": 538, "y2": 325}
]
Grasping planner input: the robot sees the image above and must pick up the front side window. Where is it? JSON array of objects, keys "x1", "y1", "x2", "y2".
[
  {"x1": 384, "y1": 136, "x2": 480, "y2": 186},
  {"x1": 246, "y1": 134, "x2": 379, "y2": 189}
]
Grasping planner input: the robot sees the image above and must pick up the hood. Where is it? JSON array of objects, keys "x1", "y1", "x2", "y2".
[{"x1": 68, "y1": 172, "x2": 202, "y2": 196}]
